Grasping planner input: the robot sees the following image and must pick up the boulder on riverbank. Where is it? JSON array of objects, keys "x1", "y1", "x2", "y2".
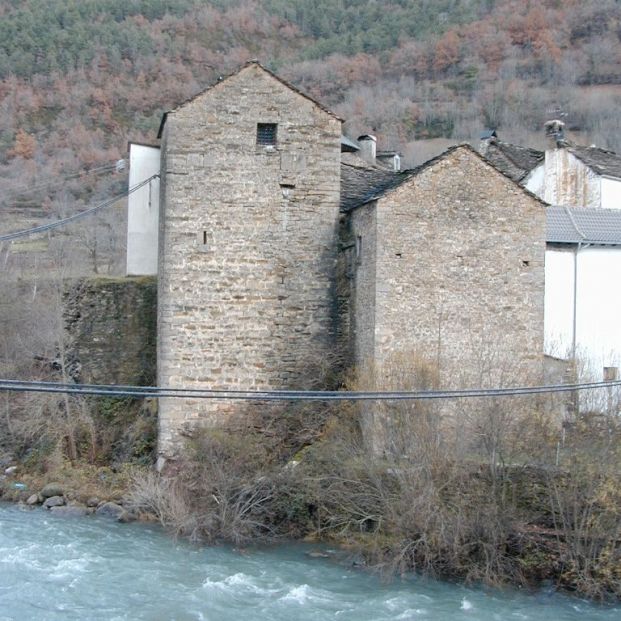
[
  {"x1": 50, "y1": 505, "x2": 90, "y2": 518},
  {"x1": 43, "y1": 495, "x2": 65, "y2": 509},
  {"x1": 95, "y1": 502, "x2": 125, "y2": 519}
]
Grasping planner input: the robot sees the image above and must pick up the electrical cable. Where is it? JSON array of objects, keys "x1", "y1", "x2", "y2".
[
  {"x1": 0, "y1": 174, "x2": 158, "y2": 242},
  {"x1": 1, "y1": 376, "x2": 620, "y2": 402},
  {"x1": 0, "y1": 161, "x2": 121, "y2": 199}
]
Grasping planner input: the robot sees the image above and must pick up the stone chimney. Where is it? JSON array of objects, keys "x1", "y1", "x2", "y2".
[
  {"x1": 357, "y1": 134, "x2": 377, "y2": 165},
  {"x1": 544, "y1": 119, "x2": 566, "y2": 148},
  {"x1": 478, "y1": 129, "x2": 497, "y2": 156}
]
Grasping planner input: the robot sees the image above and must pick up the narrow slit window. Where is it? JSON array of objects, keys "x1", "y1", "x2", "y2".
[
  {"x1": 355, "y1": 236, "x2": 362, "y2": 265},
  {"x1": 203, "y1": 231, "x2": 208, "y2": 245},
  {"x1": 257, "y1": 123, "x2": 277, "y2": 147}
]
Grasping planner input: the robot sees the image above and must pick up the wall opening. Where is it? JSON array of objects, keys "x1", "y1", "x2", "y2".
[
  {"x1": 355, "y1": 235, "x2": 362, "y2": 265},
  {"x1": 257, "y1": 123, "x2": 277, "y2": 147}
]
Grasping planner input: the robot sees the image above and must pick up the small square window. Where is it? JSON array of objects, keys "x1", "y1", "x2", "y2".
[{"x1": 257, "y1": 123, "x2": 277, "y2": 147}]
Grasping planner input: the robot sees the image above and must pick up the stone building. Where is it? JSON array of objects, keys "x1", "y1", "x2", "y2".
[
  {"x1": 156, "y1": 62, "x2": 342, "y2": 453},
  {"x1": 340, "y1": 145, "x2": 546, "y2": 452},
  {"x1": 341, "y1": 144, "x2": 545, "y2": 376},
  {"x1": 126, "y1": 62, "x2": 546, "y2": 457}
]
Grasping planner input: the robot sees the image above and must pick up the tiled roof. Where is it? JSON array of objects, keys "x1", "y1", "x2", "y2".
[
  {"x1": 483, "y1": 140, "x2": 544, "y2": 181},
  {"x1": 567, "y1": 145, "x2": 621, "y2": 179},
  {"x1": 547, "y1": 206, "x2": 621, "y2": 245},
  {"x1": 340, "y1": 160, "x2": 404, "y2": 212},
  {"x1": 340, "y1": 135, "x2": 360, "y2": 152},
  {"x1": 341, "y1": 143, "x2": 547, "y2": 212}
]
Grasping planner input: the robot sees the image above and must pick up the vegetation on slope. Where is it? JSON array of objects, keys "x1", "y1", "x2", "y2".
[{"x1": 0, "y1": 1, "x2": 620, "y2": 600}]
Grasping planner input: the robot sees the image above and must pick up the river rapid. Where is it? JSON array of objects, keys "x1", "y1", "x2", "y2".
[{"x1": 0, "y1": 503, "x2": 619, "y2": 621}]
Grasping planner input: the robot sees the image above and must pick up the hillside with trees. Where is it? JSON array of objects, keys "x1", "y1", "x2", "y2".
[
  {"x1": 0, "y1": 0, "x2": 620, "y2": 180},
  {"x1": 1, "y1": 2, "x2": 621, "y2": 599}
]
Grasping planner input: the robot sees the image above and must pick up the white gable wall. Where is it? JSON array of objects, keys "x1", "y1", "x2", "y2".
[
  {"x1": 545, "y1": 246, "x2": 621, "y2": 385},
  {"x1": 524, "y1": 162, "x2": 545, "y2": 200},
  {"x1": 544, "y1": 149, "x2": 601, "y2": 208},
  {"x1": 126, "y1": 143, "x2": 161, "y2": 276}
]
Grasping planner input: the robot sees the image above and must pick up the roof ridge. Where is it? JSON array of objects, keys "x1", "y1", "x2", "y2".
[{"x1": 570, "y1": 144, "x2": 617, "y2": 155}]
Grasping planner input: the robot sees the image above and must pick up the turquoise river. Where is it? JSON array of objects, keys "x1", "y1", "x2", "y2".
[{"x1": 0, "y1": 503, "x2": 619, "y2": 620}]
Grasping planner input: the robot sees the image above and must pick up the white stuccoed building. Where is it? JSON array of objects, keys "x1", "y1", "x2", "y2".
[
  {"x1": 545, "y1": 207, "x2": 621, "y2": 387},
  {"x1": 481, "y1": 124, "x2": 621, "y2": 400},
  {"x1": 526, "y1": 144, "x2": 621, "y2": 210}
]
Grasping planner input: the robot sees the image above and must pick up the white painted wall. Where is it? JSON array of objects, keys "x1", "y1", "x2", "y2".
[
  {"x1": 544, "y1": 248, "x2": 574, "y2": 358},
  {"x1": 524, "y1": 163, "x2": 545, "y2": 200},
  {"x1": 126, "y1": 143, "x2": 160, "y2": 275},
  {"x1": 545, "y1": 246, "x2": 621, "y2": 390},
  {"x1": 544, "y1": 149, "x2": 601, "y2": 208},
  {"x1": 601, "y1": 176, "x2": 621, "y2": 209}
]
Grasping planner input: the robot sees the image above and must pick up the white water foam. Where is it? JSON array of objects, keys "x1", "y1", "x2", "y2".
[
  {"x1": 461, "y1": 598, "x2": 473, "y2": 611},
  {"x1": 202, "y1": 572, "x2": 279, "y2": 597},
  {"x1": 396, "y1": 608, "x2": 427, "y2": 618},
  {"x1": 280, "y1": 584, "x2": 311, "y2": 604}
]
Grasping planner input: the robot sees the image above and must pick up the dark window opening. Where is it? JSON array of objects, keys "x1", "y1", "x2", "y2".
[
  {"x1": 257, "y1": 123, "x2": 277, "y2": 147},
  {"x1": 521, "y1": 260, "x2": 530, "y2": 267},
  {"x1": 203, "y1": 231, "x2": 207, "y2": 245}
]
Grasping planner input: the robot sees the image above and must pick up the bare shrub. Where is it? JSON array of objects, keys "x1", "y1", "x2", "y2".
[
  {"x1": 299, "y1": 402, "x2": 526, "y2": 585},
  {"x1": 126, "y1": 469, "x2": 200, "y2": 539},
  {"x1": 297, "y1": 351, "x2": 564, "y2": 586},
  {"x1": 128, "y1": 429, "x2": 305, "y2": 545},
  {"x1": 546, "y1": 417, "x2": 621, "y2": 599}
]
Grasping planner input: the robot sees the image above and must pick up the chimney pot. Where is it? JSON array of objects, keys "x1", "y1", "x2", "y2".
[
  {"x1": 357, "y1": 134, "x2": 377, "y2": 165},
  {"x1": 544, "y1": 119, "x2": 566, "y2": 148}
]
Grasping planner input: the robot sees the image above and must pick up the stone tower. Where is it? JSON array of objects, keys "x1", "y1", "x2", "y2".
[{"x1": 157, "y1": 62, "x2": 342, "y2": 455}]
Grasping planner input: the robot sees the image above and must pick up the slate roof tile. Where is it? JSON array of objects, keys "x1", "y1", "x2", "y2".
[
  {"x1": 483, "y1": 140, "x2": 544, "y2": 181},
  {"x1": 567, "y1": 145, "x2": 621, "y2": 179}
]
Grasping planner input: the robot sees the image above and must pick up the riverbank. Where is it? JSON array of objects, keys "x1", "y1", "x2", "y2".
[
  {"x1": 1, "y1": 406, "x2": 620, "y2": 603},
  {"x1": 0, "y1": 460, "x2": 152, "y2": 522},
  {"x1": 1, "y1": 451, "x2": 619, "y2": 604}
]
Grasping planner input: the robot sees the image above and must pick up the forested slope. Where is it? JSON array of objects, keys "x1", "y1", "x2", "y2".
[{"x1": 1, "y1": 0, "x2": 619, "y2": 177}]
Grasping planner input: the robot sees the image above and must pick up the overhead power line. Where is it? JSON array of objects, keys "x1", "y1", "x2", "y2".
[
  {"x1": 1, "y1": 161, "x2": 123, "y2": 199},
  {"x1": 1, "y1": 376, "x2": 620, "y2": 401},
  {"x1": 0, "y1": 174, "x2": 158, "y2": 243}
]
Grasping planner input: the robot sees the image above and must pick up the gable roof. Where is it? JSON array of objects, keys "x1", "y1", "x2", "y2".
[
  {"x1": 566, "y1": 145, "x2": 621, "y2": 179},
  {"x1": 341, "y1": 143, "x2": 547, "y2": 212},
  {"x1": 157, "y1": 60, "x2": 342, "y2": 138},
  {"x1": 547, "y1": 206, "x2": 621, "y2": 245},
  {"x1": 340, "y1": 160, "x2": 403, "y2": 212},
  {"x1": 483, "y1": 140, "x2": 544, "y2": 182}
]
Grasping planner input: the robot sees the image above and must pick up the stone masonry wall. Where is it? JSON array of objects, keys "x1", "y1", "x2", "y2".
[
  {"x1": 158, "y1": 64, "x2": 342, "y2": 455},
  {"x1": 373, "y1": 146, "x2": 545, "y2": 386},
  {"x1": 64, "y1": 277, "x2": 157, "y2": 386},
  {"x1": 344, "y1": 147, "x2": 546, "y2": 453},
  {"x1": 346, "y1": 203, "x2": 377, "y2": 371}
]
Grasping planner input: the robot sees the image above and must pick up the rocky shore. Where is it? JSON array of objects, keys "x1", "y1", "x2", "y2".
[{"x1": 0, "y1": 460, "x2": 146, "y2": 523}]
